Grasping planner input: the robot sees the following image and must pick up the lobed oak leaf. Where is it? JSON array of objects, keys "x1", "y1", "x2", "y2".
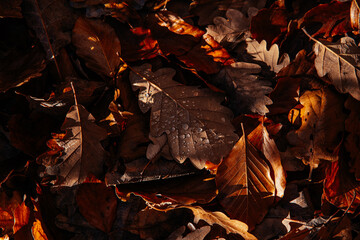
[
  {"x1": 146, "y1": 11, "x2": 234, "y2": 74},
  {"x1": 37, "y1": 101, "x2": 108, "y2": 187},
  {"x1": 22, "y1": 0, "x2": 77, "y2": 61},
  {"x1": 130, "y1": 64, "x2": 238, "y2": 169},
  {"x1": 72, "y1": 17, "x2": 121, "y2": 78},
  {"x1": 286, "y1": 88, "x2": 346, "y2": 170},
  {"x1": 309, "y1": 34, "x2": 360, "y2": 100},
  {"x1": 246, "y1": 38, "x2": 290, "y2": 73},
  {"x1": 216, "y1": 125, "x2": 276, "y2": 231},
  {"x1": 299, "y1": 1, "x2": 352, "y2": 38},
  {"x1": 215, "y1": 62, "x2": 273, "y2": 115}
]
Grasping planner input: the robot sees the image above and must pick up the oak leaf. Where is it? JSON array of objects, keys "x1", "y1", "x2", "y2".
[
  {"x1": 22, "y1": 0, "x2": 77, "y2": 61},
  {"x1": 286, "y1": 88, "x2": 346, "y2": 169},
  {"x1": 216, "y1": 125, "x2": 276, "y2": 231},
  {"x1": 246, "y1": 39, "x2": 290, "y2": 73},
  {"x1": 215, "y1": 62, "x2": 273, "y2": 115},
  {"x1": 309, "y1": 34, "x2": 360, "y2": 100},
  {"x1": 130, "y1": 64, "x2": 238, "y2": 169},
  {"x1": 37, "y1": 100, "x2": 108, "y2": 186},
  {"x1": 72, "y1": 17, "x2": 121, "y2": 78}
]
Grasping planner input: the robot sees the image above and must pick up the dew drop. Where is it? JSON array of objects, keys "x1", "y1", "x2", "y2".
[
  {"x1": 171, "y1": 127, "x2": 175, "y2": 132},
  {"x1": 182, "y1": 124, "x2": 189, "y2": 130},
  {"x1": 180, "y1": 135, "x2": 186, "y2": 139},
  {"x1": 221, "y1": 117, "x2": 226, "y2": 122},
  {"x1": 203, "y1": 139, "x2": 210, "y2": 144},
  {"x1": 186, "y1": 133, "x2": 190, "y2": 138},
  {"x1": 197, "y1": 128, "x2": 203, "y2": 133}
]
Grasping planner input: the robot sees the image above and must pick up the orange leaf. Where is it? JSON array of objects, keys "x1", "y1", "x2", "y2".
[
  {"x1": 31, "y1": 219, "x2": 48, "y2": 240},
  {"x1": 13, "y1": 200, "x2": 30, "y2": 234}
]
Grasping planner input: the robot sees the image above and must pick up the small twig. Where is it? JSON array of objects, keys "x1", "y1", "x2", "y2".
[{"x1": 70, "y1": 82, "x2": 78, "y2": 106}]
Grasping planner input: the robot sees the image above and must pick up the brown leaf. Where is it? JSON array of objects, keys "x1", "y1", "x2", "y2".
[
  {"x1": 299, "y1": 1, "x2": 352, "y2": 38},
  {"x1": 0, "y1": 0, "x2": 22, "y2": 18},
  {"x1": 309, "y1": 34, "x2": 360, "y2": 101},
  {"x1": 72, "y1": 17, "x2": 121, "y2": 78},
  {"x1": 31, "y1": 219, "x2": 48, "y2": 240},
  {"x1": 345, "y1": 96, "x2": 360, "y2": 180},
  {"x1": 76, "y1": 183, "x2": 117, "y2": 233},
  {"x1": 22, "y1": 0, "x2": 77, "y2": 61},
  {"x1": 216, "y1": 125, "x2": 276, "y2": 231},
  {"x1": 286, "y1": 88, "x2": 346, "y2": 169},
  {"x1": 248, "y1": 121, "x2": 286, "y2": 198},
  {"x1": 147, "y1": 11, "x2": 234, "y2": 74},
  {"x1": 37, "y1": 102, "x2": 108, "y2": 186},
  {"x1": 130, "y1": 64, "x2": 238, "y2": 169}
]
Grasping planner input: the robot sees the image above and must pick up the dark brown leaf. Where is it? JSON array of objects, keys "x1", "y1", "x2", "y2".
[{"x1": 0, "y1": 0, "x2": 22, "y2": 18}]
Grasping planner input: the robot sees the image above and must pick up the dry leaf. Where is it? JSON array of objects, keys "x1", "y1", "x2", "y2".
[
  {"x1": 215, "y1": 62, "x2": 273, "y2": 115},
  {"x1": 248, "y1": 121, "x2": 286, "y2": 198},
  {"x1": 31, "y1": 219, "x2": 48, "y2": 240},
  {"x1": 246, "y1": 39, "x2": 290, "y2": 73},
  {"x1": 76, "y1": 183, "x2": 117, "y2": 233},
  {"x1": 37, "y1": 101, "x2": 108, "y2": 186},
  {"x1": 130, "y1": 64, "x2": 238, "y2": 169},
  {"x1": 22, "y1": 0, "x2": 77, "y2": 61},
  {"x1": 13, "y1": 200, "x2": 30, "y2": 234},
  {"x1": 310, "y1": 34, "x2": 360, "y2": 100},
  {"x1": 216, "y1": 125, "x2": 276, "y2": 231},
  {"x1": 299, "y1": 1, "x2": 352, "y2": 38},
  {"x1": 286, "y1": 88, "x2": 345, "y2": 168},
  {"x1": 72, "y1": 17, "x2": 122, "y2": 78},
  {"x1": 0, "y1": 0, "x2": 22, "y2": 18}
]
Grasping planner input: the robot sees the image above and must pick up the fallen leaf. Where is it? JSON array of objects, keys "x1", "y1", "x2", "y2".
[
  {"x1": 22, "y1": 0, "x2": 77, "y2": 61},
  {"x1": 216, "y1": 125, "x2": 276, "y2": 231},
  {"x1": 76, "y1": 183, "x2": 117, "y2": 233},
  {"x1": 299, "y1": 1, "x2": 352, "y2": 38},
  {"x1": 130, "y1": 64, "x2": 238, "y2": 169},
  {"x1": 345, "y1": 96, "x2": 360, "y2": 180},
  {"x1": 215, "y1": 62, "x2": 273, "y2": 115},
  {"x1": 147, "y1": 11, "x2": 234, "y2": 74},
  {"x1": 37, "y1": 91, "x2": 108, "y2": 186},
  {"x1": 13, "y1": 200, "x2": 30, "y2": 234},
  {"x1": 309, "y1": 34, "x2": 360, "y2": 100},
  {"x1": 286, "y1": 88, "x2": 346, "y2": 169},
  {"x1": 31, "y1": 219, "x2": 48, "y2": 240},
  {"x1": 246, "y1": 39, "x2": 290, "y2": 73},
  {"x1": 72, "y1": 17, "x2": 122, "y2": 78},
  {"x1": 248, "y1": 121, "x2": 286, "y2": 198}
]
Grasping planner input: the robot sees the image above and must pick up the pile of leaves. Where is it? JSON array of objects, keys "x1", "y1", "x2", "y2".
[{"x1": 3, "y1": 0, "x2": 360, "y2": 239}]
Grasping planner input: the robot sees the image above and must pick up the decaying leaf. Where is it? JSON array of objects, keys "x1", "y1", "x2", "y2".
[
  {"x1": 72, "y1": 17, "x2": 121, "y2": 78},
  {"x1": 310, "y1": 34, "x2": 360, "y2": 100},
  {"x1": 286, "y1": 88, "x2": 346, "y2": 169},
  {"x1": 216, "y1": 125, "x2": 276, "y2": 231},
  {"x1": 130, "y1": 63, "x2": 238, "y2": 169},
  {"x1": 76, "y1": 183, "x2": 117, "y2": 233},
  {"x1": 22, "y1": 0, "x2": 77, "y2": 61},
  {"x1": 37, "y1": 93, "x2": 108, "y2": 186},
  {"x1": 215, "y1": 62, "x2": 273, "y2": 115},
  {"x1": 246, "y1": 39, "x2": 290, "y2": 73}
]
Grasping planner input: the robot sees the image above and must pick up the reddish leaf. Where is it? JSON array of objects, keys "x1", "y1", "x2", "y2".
[
  {"x1": 76, "y1": 183, "x2": 117, "y2": 233},
  {"x1": 298, "y1": 1, "x2": 352, "y2": 38},
  {"x1": 13, "y1": 201, "x2": 30, "y2": 234},
  {"x1": 216, "y1": 125, "x2": 276, "y2": 231}
]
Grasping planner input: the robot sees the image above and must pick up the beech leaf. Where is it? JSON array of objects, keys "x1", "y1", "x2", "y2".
[
  {"x1": 308, "y1": 33, "x2": 360, "y2": 100},
  {"x1": 130, "y1": 64, "x2": 238, "y2": 169},
  {"x1": 246, "y1": 38, "x2": 290, "y2": 73},
  {"x1": 22, "y1": 0, "x2": 77, "y2": 61},
  {"x1": 215, "y1": 62, "x2": 273, "y2": 115},
  {"x1": 216, "y1": 125, "x2": 276, "y2": 231},
  {"x1": 38, "y1": 98, "x2": 108, "y2": 186},
  {"x1": 72, "y1": 17, "x2": 122, "y2": 78}
]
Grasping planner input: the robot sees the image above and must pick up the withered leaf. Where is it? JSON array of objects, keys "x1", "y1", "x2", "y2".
[
  {"x1": 215, "y1": 62, "x2": 273, "y2": 115},
  {"x1": 216, "y1": 125, "x2": 276, "y2": 231},
  {"x1": 38, "y1": 102, "x2": 108, "y2": 186},
  {"x1": 130, "y1": 64, "x2": 238, "y2": 169},
  {"x1": 72, "y1": 17, "x2": 121, "y2": 78},
  {"x1": 286, "y1": 88, "x2": 346, "y2": 168},
  {"x1": 248, "y1": 121, "x2": 286, "y2": 198},
  {"x1": 246, "y1": 38, "x2": 290, "y2": 73},
  {"x1": 22, "y1": 0, "x2": 77, "y2": 61},
  {"x1": 309, "y1": 34, "x2": 360, "y2": 100},
  {"x1": 76, "y1": 183, "x2": 117, "y2": 233}
]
